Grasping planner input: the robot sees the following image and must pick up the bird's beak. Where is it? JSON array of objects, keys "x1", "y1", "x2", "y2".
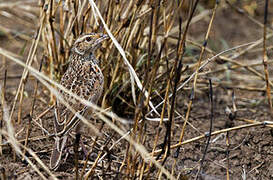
[
  {"x1": 90, "y1": 33, "x2": 108, "y2": 52},
  {"x1": 95, "y1": 34, "x2": 109, "y2": 45}
]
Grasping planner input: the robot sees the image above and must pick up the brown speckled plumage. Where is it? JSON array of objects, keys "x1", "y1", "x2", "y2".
[{"x1": 50, "y1": 33, "x2": 107, "y2": 170}]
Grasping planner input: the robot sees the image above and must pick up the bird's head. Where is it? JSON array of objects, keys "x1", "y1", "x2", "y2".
[{"x1": 72, "y1": 33, "x2": 108, "y2": 55}]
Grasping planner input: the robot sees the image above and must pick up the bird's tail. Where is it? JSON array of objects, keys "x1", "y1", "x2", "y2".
[{"x1": 50, "y1": 135, "x2": 68, "y2": 170}]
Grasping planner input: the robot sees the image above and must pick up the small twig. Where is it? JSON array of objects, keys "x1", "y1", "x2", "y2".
[
  {"x1": 248, "y1": 161, "x2": 265, "y2": 174},
  {"x1": 225, "y1": 91, "x2": 237, "y2": 180},
  {"x1": 156, "y1": 13, "x2": 183, "y2": 164},
  {"x1": 262, "y1": 0, "x2": 272, "y2": 113},
  {"x1": 237, "y1": 118, "x2": 273, "y2": 128},
  {"x1": 0, "y1": 55, "x2": 7, "y2": 155},
  {"x1": 185, "y1": 39, "x2": 273, "y2": 88},
  {"x1": 22, "y1": 114, "x2": 32, "y2": 161},
  {"x1": 146, "y1": 41, "x2": 256, "y2": 117},
  {"x1": 178, "y1": 0, "x2": 217, "y2": 148},
  {"x1": 195, "y1": 79, "x2": 214, "y2": 179},
  {"x1": 225, "y1": 0, "x2": 273, "y2": 32},
  {"x1": 21, "y1": 57, "x2": 45, "y2": 160},
  {"x1": 30, "y1": 57, "x2": 44, "y2": 116},
  {"x1": 152, "y1": 121, "x2": 273, "y2": 155},
  {"x1": 10, "y1": 14, "x2": 45, "y2": 124},
  {"x1": 226, "y1": 128, "x2": 230, "y2": 180},
  {"x1": 80, "y1": 122, "x2": 105, "y2": 179},
  {"x1": 84, "y1": 151, "x2": 103, "y2": 179},
  {"x1": 0, "y1": 135, "x2": 50, "y2": 147},
  {"x1": 89, "y1": 0, "x2": 160, "y2": 115},
  {"x1": 74, "y1": 133, "x2": 81, "y2": 180},
  {"x1": 80, "y1": 139, "x2": 97, "y2": 179}
]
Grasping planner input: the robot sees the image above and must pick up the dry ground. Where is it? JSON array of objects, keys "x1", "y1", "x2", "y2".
[{"x1": 1, "y1": 1, "x2": 273, "y2": 179}]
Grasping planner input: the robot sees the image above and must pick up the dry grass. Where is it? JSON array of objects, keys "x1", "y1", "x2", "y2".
[{"x1": 1, "y1": 0, "x2": 273, "y2": 179}]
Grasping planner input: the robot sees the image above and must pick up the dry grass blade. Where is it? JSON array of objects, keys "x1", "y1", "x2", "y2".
[
  {"x1": 0, "y1": 84, "x2": 57, "y2": 180},
  {"x1": 152, "y1": 120, "x2": 273, "y2": 155},
  {"x1": 9, "y1": 16, "x2": 44, "y2": 124},
  {"x1": 146, "y1": 41, "x2": 256, "y2": 116},
  {"x1": 195, "y1": 79, "x2": 214, "y2": 179},
  {"x1": 262, "y1": 0, "x2": 272, "y2": 112},
  {"x1": 0, "y1": 56, "x2": 7, "y2": 156},
  {"x1": 1, "y1": 0, "x2": 273, "y2": 179},
  {"x1": 96, "y1": 113, "x2": 175, "y2": 180},
  {"x1": 0, "y1": 47, "x2": 175, "y2": 179},
  {"x1": 88, "y1": 0, "x2": 159, "y2": 115}
]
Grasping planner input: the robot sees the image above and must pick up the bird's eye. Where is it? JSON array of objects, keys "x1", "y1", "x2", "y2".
[{"x1": 86, "y1": 36, "x2": 92, "y2": 42}]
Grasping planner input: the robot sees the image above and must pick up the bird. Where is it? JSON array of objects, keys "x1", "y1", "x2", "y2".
[{"x1": 50, "y1": 33, "x2": 108, "y2": 170}]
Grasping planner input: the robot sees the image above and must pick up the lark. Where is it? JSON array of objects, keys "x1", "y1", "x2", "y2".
[{"x1": 50, "y1": 33, "x2": 108, "y2": 170}]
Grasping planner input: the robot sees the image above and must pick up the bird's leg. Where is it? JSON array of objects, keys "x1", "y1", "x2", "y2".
[
  {"x1": 62, "y1": 135, "x2": 74, "y2": 163},
  {"x1": 80, "y1": 139, "x2": 89, "y2": 159},
  {"x1": 63, "y1": 149, "x2": 70, "y2": 163},
  {"x1": 74, "y1": 133, "x2": 81, "y2": 180},
  {"x1": 75, "y1": 122, "x2": 89, "y2": 159}
]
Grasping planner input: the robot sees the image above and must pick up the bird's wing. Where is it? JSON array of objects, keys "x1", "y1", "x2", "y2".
[
  {"x1": 54, "y1": 100, "x2": 86, "y2": 136},
  {"x1": 51, "y1": 89, "x2": 89, "y2": 170},
  {"x1": 50, "y1": 92, "x2": 87, "y2": 170},
  {"x1": 53, "y1": 61, "x2": 103, "y2": 136}
]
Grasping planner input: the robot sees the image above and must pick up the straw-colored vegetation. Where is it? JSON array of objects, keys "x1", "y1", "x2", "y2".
[{"x1": 0, "y1": 0, "x2": 273, "y2": 179}]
